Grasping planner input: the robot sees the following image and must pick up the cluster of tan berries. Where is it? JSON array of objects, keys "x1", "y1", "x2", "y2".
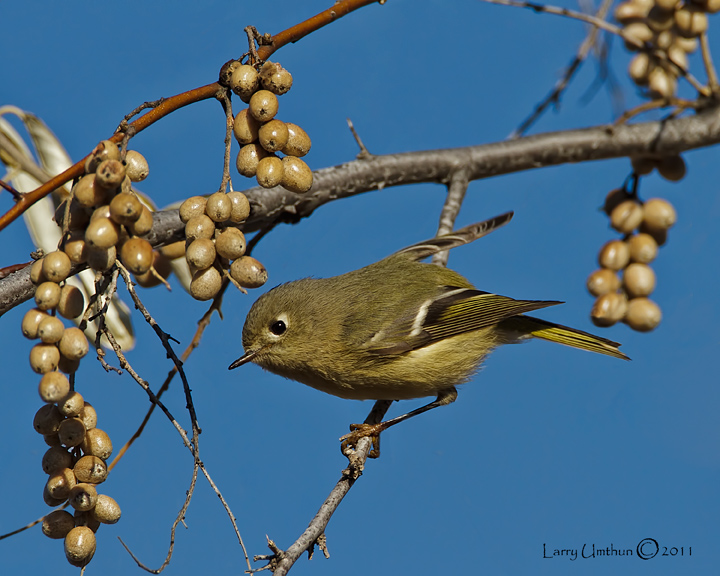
[
  {"x1": 227, "y1": 61, "x2": 313, "y2": 192},
  {"x1": 180, "y1": 191, "x2": 267, "y2": 301},
  {"x1": 53, "y1": 140, "x2": 173, "y2": 286},
  {"x1": 588, "y1": 190, "x2": 677, "y2": 331},
  {"x1": 616, "y1": 0, "x2": 717, "y2": 97},
  {"x1": 23, "y1": 252, "x2": 120, "y2": 566}
]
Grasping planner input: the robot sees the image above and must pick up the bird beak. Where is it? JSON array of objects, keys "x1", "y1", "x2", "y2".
[{"x1": 228, "y1": 348, "x2": 259, "y2": 370}]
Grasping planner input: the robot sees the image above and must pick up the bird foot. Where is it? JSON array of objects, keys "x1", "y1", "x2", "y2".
[{"x1": 340, "y1": 423, "x2": 383, "y2": 459}]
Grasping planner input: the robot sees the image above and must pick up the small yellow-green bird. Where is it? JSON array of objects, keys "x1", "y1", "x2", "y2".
[{"x1": 230, "y1": 212, "x2": 628, "y2": 450}]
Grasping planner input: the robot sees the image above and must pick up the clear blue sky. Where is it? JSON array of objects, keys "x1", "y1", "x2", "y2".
[{"x1": 1, "y1": 1, "x2": 717, "y2": 575}]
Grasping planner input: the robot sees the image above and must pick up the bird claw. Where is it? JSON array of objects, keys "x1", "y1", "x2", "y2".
[{"x1": 340, "y1": 423, "x2": 382, "y2": 459}]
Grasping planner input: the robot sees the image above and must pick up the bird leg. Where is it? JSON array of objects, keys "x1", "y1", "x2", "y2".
[{"x1": 340, "y1": 387, "x2": 458, "y2": 458}]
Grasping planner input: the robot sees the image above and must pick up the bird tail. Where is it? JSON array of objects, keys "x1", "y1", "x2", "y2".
[{"x1": 499, "y1": 315, "x2": 630, "y2": 360}]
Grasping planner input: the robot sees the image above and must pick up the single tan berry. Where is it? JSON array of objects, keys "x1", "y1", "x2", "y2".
[
  {"x1": 63, "y1": 231, "x2": 88, "y2": 265},
  {"x1": 37, "y1": 315, "x2": 65, "y2": 344},
  {"x1": 614, "y1": 0, "x2": 651, "y2": 22},
  {"x1": 258, "y1": 119, "x2": 289, "y2": 153},
  {"x1": 598, "y1": 240, "x2": 630, "y2": 271},
  {"x1": 42, "y1": 251, "x2": 72, "y2": 283},
  {"x1": 42, "y1": 510, "x2": 75, "y2": 539},
  {"x1": 46, "y1": 467, "x2": 77, "y2": 500},
  {"x1": 281, "y1": 156, "x2": 313, "y2": 193},
  {"x1": 185, "y1": 214, "x2": 216, "y2": 241},
  {"x1": 625, "y1": 297, "x2": 662, "y2": 331},
  {"x1": 624, "y1": 22, "x2": 653, "y2": 49},
  {"x1": 72, "y1": 174, "x2": 107, "y2": 208},
  {"x1": 236, "y1": 143, "x2": 268, "y2": 177},
  {"x1": 666, "y1": 45, "x2": 688, "y2": 72},
  {"x1": 91, "y1": 494, "x2": 122, "y2": 524},
  {"x1": 64, "y1": 526, "x2": 96, "y2": 567},
  {"x1": 656, "y1": 155, "x2": 686, "y2": 182},
  {"x1": 95, "y1": 159, "x2": 126, "y2": 190},
  {"x1": 128, "y1": 205, "x2": 153, "y2": 236},
  {"x1": 628, "y1": 54, "x2": 653, "y2": 85},
  {"x1": 591, "y1": 292, "x2": 628, "y2": 327},
  {"x1": 646, "y1": 6, "x2": 675, "y2": 33},
  {"x1": 43, "y1": 433, "x2": 62, "y2": 447},
  {"x1": 34, "y1": 403, "x2": 63, "y2": 435},
  {"x1": 90, "y1": 204, "x2": 112, "y2": 221},
  {"x1": 179, "y1": 196, "x2": 208, "y2": 223},
  {"x1": 59, "y1": 417, "x2": 86, "y2": 448},
  {"x1": 35, "y1": 281, "x2": 62, "y2": 311},
  {"x1": 159, "y1": 240, "x2": 186, "y2": 260},
  {"x1": 610, "y1": 200, "x2": 644, "y2": 234},
  {"x1": 42, "y1": 445, "x2": 73, "y2": 474},
  {"x1": 124, "y1": 150, "x2": 149, "y2": 182},
  {"x1": 79, "y1": 402, "x2": 97, "y2": 431},
  {"x1": 73, "y1": 455, "x2": 107, "y2": 484},
  {"x1": 623, "y1": 263, "x2": 656, "y2": 297},
  {"x1": 58, "y1": 355, "x2": 80, "y2": 375},
  {"x1": 259, "y1": 61, "x2": 293, "y2": 95},
  {"x1": 703, "y1": 0, "x2": 720, "y2": 13},
  {"x1": 227, "y1": 191, "x2": 250, "y2": 222},
  {"x1": 69, "y1": 483, "x2": 98, "y2": 512},
  {"x1": 230, "y1": 256, "x2": 268, "y2": 288},
  {"x1": 58, "y1": 391, "x2": 85, "y2": 417},
  {"x1": 233, "y1": 108, "x2": 261, "y2": 145},
  {"x1": 185, "y1": 238, "x2": 217, "y2": 270},
  {"x1": 134, "y1": 251, "x2": 173, "y2": 287},
  {"x1": 627, "y1": 233, "x2": 658, "y2": 264},
  {"x1": 230, "y1": 64, "x2": 260, "y2": 101},
  {"x1": 190, "y1": 267, "x2": 222, "y2": 301},
  {"x1": 22, "y1": 308, "x2": 48, "y2": 339},
  {"x1": 249, "y1": 90, "x2": 279, "y2": 122},
  {"x1": 109, "y1": 192, "x2": 143, "y2": 225},
  {"x1": 215, "y1": 227, "x2": 246, "y2": 260},
  {"x1": 43, "y1": 484, "x2": 68, "y2": 507},
  {"x1": 120, "y1": 237, "x2": 153, "y2": 274},
  {"x1": 73, "y1": 510, "x2": 101, "y2": 532},
  {"x1": 642, "y1": 198, "x2": 676, "y2": 231},
  {"x1": 82, "y1": 428, "x2": 113, "y2": 460},
  {"x1": 256, "y1": 156, "x2": 284, "y2": 188},
  {"x1": 58, "y1": 199, "x2": 92, "y2": 231},
  {"x1": 648, "y1": 67, "x2": 676, "y2": 98},
  {"x1": 59, "y1": 327, "x2": 89, "y2": 361},
  {"x1": 586, "y1": 268, "x2": 621, "y2": 297},
  {"x1": 58, "y1": 284, "x2": 85, "y2": 319},
  {"x1": 282, "y1": 123, "x2": 312, "y2": 157},
  {"x1": 39, "y1": 371, "x2": 71, "y2": 403},
  {"x1": 632, "y1": 156, "x2": 657, "y2": 177},
  {"x1": 30, "y1": 258, "x2": 47, "y2": 285},
  {"x1": 85, "y1": 217, "x2": 119, "y2": 249},
  {"x1": 30, "y1": 343, "x2": 61, "y2": 373},
  {"x1": 205, "y1": 191, "x2": 232, "y2": 222},
  {"x1": 86, "y1": 245, "x2": 117, "y2": 272},
  {"x1": 84, "y1": 140, "x2": 121, "y2": 174}
]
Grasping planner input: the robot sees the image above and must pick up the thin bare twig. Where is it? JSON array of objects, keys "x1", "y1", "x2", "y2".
[
  {"x1": 700, "y1": 31, "x2": 719, "y2": 94},
  {"x1": 511, "y1": 0, "x2": 614, "y2": 138},
  {"x1": 218, "y1": 89, "x2": 235, "y2": 194},
  {"x1": 346, "y1": 118, "x2": 373, "y2": 159},
  {"x1": 431, "y1": 169, "x2": 470, "y2": 267},
  {"x1": 254, "y1": 400, "x2": 392, "y2": 575},
  {"x1": 0, "y1": 178, "x2": 22, "y2": 200}
]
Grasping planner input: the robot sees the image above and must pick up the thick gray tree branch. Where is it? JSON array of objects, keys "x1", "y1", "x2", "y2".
[{"x1": 2, "y1": 106, "x2": 720, "y2": 315}]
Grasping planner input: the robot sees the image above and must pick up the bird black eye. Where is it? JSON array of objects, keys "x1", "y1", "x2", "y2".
[{"x1": 270, "y1": 320, "x2": 286, "y2": 335}]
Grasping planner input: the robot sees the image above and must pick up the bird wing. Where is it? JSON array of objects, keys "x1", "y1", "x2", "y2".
[
  {"x1": 393, "y1": 212, "x2": 514, "y2": 262},
  {"x1": 364, "y1": 287, "x2": 562, "y2": 355}
]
